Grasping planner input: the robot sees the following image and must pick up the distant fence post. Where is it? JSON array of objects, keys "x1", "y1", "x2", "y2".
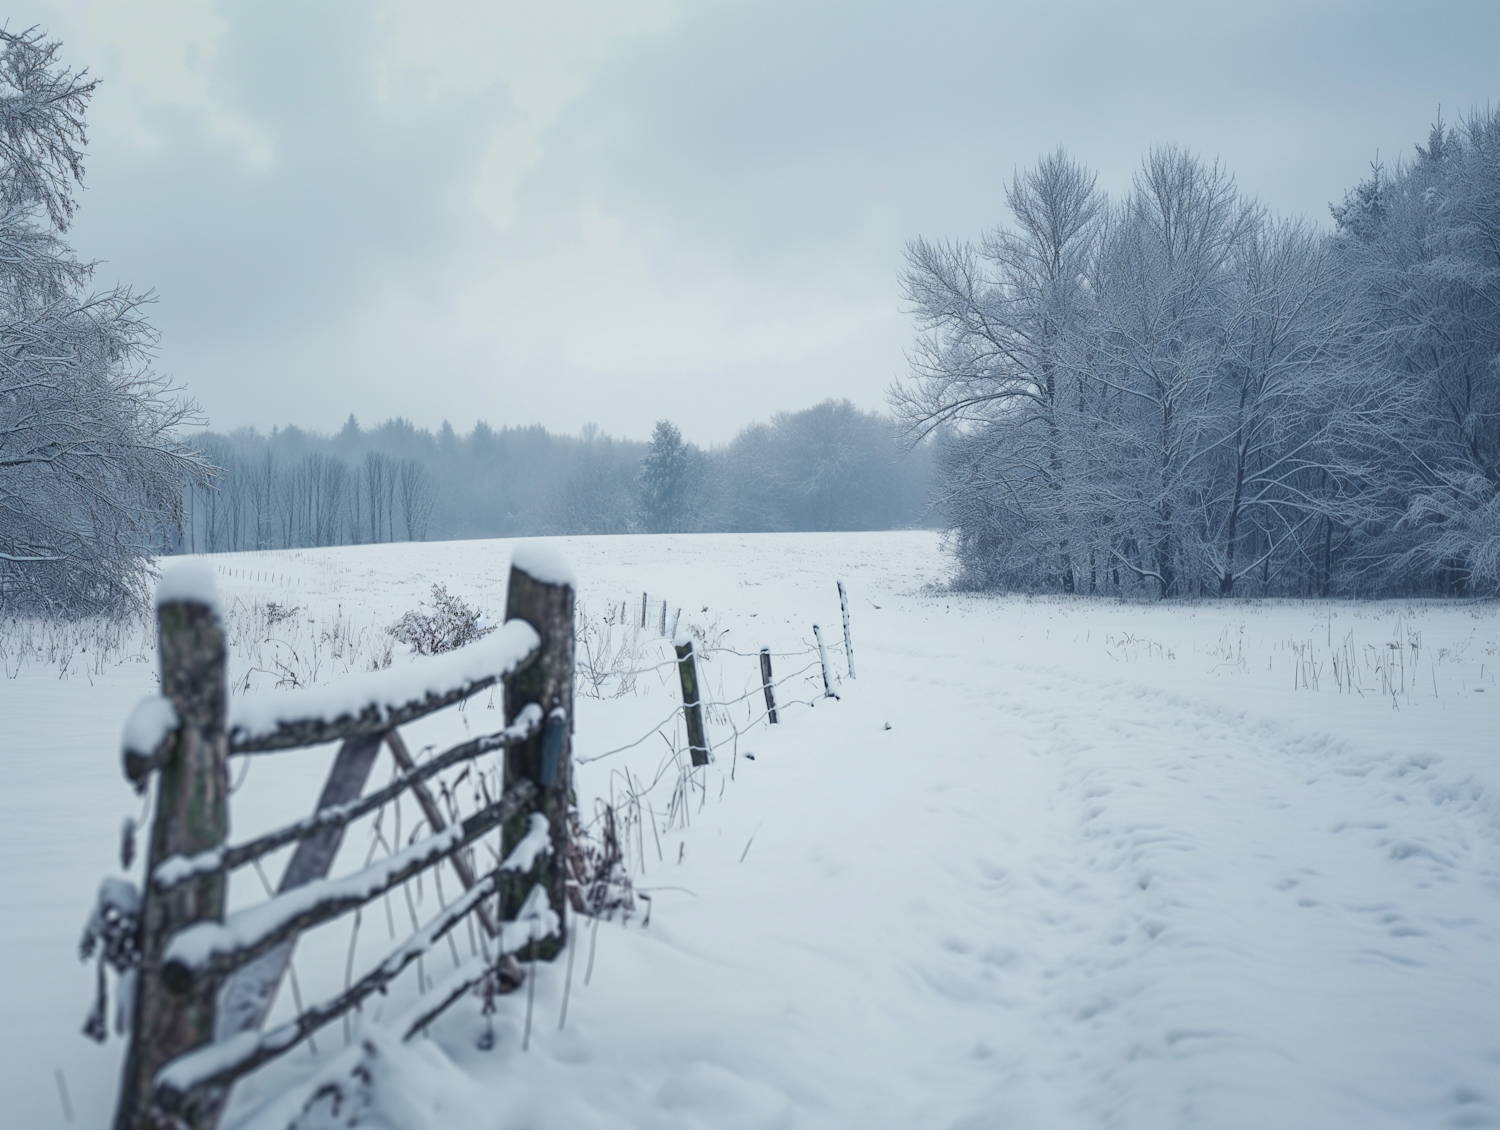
[
  {"x1": 813, "y1": 624, "x2": 839, "y2": 700},
  {"x1": 640, "y1": 591, "x2": 648, "y2": 629},
  {"x1": 116, "y1": 567, "x2": 229, "y2": 1130},
  {"x1": 837, "y1": 580, "x2": 856, "y2": 679},
  {"x1": 759, "y1": 648, "x2": 778, "y2": 724},
  {"x1": 675, "y1": 638, "x2": 711, "y2": 766},
  {"x1": 501, "y1": 547, "x2": 575, "y2": 961},
  {"x1": 659, "y1": 600, "x2": 667, "y2": 637}
]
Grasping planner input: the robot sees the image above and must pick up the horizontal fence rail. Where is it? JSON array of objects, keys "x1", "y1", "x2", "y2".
[
  {"x1": 154, "y1": 881, "x2": 559, "y2": 1113},
  {"x1": 150, "y1": 706, "x2": 544, "y2": 893},
  {"x1": 158, "y1": 786, "x2": 544, "y2": 990},
  {"x1": 121, "y1": 623, "x2": 542, "y2": 786}
]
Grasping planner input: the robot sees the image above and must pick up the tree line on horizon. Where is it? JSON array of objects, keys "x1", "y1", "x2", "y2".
[
  {"x1": 180, "y1": 399, "x2": 934, "y2": 554},
  {"x1": 896, "y1": 109, "x2": 1500, "y2": 597}
]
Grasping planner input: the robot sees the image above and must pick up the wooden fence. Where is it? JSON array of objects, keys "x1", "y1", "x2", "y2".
[
  {"x1": 108, "y1": 548, "x2": 574, "y2": 1130},
  {"x1": 96, "y1": 560, "x2": 857, "y2": 1130}
]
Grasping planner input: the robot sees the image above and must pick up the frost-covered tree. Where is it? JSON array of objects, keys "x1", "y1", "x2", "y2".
[
  {"x1": 1332, "y1": 109, "x2": 1500, "y2": 592},
  {"x1": 0, "y1": 28, "x2": 203, "y2": 615},
  {"x1": 895, "y1": 149, "x2": 1104, "y2": 588},
  {"x1": 713, "y1": 399, "x2": 927, "y2": 532},
  {"x1": 1087, "y1": 149, "x2": 1262, "y2": 595},
  {"x1": 637, "y1": 420, "x2": 695, "y2": 533},
  {"x1": 548, "y1": 425, "x2": 638, "y2": 535},
  {"x1": 898, "y1": 143, "x2": 1409, "y2": 596}
]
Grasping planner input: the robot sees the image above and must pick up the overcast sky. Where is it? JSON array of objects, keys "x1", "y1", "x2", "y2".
[{"x1": 18, "y1": 0, "x2": 1500, "y2": 442}]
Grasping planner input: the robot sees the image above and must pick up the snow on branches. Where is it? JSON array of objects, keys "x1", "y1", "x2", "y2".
[{"x1": 0, "y1": 27, "x2": 205, "y2": 616}]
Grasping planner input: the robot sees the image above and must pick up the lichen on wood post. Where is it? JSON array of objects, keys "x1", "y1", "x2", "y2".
[
  {"x1": 116, "y1": 565, "x2": 229, "y2": 1130},
  {"x1": 500, "y1": 544, "x2": 575, "y2": 960},
  {"x1": 675, "y1": 637, "x2": 711, "y2": 766}
]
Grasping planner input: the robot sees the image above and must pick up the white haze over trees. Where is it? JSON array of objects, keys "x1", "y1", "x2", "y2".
[
  {"x1": 182, "y1": 400, "x2": 933, "y2": 552},
  {"x1": 0, "y1": 28, "x2": 203, "y2": 616},
  {"x1": 896, "y1": 110, "x2": 1500, "y2": 597}
]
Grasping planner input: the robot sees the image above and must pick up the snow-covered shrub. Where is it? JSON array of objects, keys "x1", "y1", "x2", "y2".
[{"x1": 389, "y1": 585, "x2": 494, "y2": 656}]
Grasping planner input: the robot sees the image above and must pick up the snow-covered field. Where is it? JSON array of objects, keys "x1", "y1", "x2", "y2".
[{"x1": 7, "y1": 531, "x2": 1500, "y2": 1129}]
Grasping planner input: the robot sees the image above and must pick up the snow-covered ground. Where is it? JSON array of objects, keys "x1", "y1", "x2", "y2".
[{"x1": 7, "y1": 531, "x2": 1500, "y2": 1129}]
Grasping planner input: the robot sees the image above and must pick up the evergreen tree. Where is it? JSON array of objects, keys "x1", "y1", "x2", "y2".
[{"x1": 637, "y1": 420, "x2": 691, "y2": 533}]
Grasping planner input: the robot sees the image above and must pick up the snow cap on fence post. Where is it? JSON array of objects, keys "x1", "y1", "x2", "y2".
[
  {"x1": 116, "y1": 561, "x2": 230, "y2": 1130},
  {"x1": 509, "y1": 540, "x2": 576, "y2": 587},
  {"x1": 155, "y1": 559, "x2": 222, "y2": 617},
  {"x1": 501, "y1": 542, "x2": 575, "y2": 961}
]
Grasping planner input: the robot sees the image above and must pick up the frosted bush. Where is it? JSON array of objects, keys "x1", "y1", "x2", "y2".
[{"x1": 389, "y1": 585, "x2": 494, "y2": 656}]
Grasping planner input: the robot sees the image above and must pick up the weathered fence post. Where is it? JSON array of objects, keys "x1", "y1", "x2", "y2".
[
  {"x1": 501, "y1": 544, "x2": 575, "y2": 960},
  {"x1": 675, "y1": 636, "x2": 711, "y2": 766},
  {"x1": 640, "y1": 591, "x2": 648, "y2": 629},
  {"x1": 116, "y1": 563, "x2": 229, "y2": 1130},
  {"x1": 837, "y1": 580, "x2": 856, "y2": 679},
  {"x1": 759, "y1": 647, "x2": 778, "y2": 724},
  {"x1": 813, "y1": 624, "x2": 839, "y2": 700},
  {"x1": 659, "y1": 599, "x2": 668, "y2": 637}
]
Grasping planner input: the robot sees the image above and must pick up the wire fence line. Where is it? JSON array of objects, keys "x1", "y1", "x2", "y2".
[
  {"x1": 568, "y1": 583, "x2": 858, "y2": 891},
  {"x1": 574, "y1": 656, "x2": 824, "y2": 766}
]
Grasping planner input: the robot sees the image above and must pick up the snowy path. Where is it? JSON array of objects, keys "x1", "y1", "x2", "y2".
[
  {"x1": 5, "y1": 533, "x2": 1500, "y2": 1128},
  {"x1": 484, "y1": 596, "x2": 1500, "y2": 1130}
]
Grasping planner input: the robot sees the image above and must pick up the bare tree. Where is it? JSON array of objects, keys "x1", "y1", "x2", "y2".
[
  {"x1": 396, "y1": 457, "x2": 436, "y2": 540},
  {"x1": 362, "y1": 451, "x2": 396, "y2": 542},
  {"x1": 0, "y1": 27, "x2": 205, "y2": 614},
  {"x1": 894, "y1": 148, "x2": 1105, "y2": 588}
]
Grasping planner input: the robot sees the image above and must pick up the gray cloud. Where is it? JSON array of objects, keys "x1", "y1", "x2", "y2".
[{"x1": 22, "y1": 0, "x2": 1500, "y2": 441}]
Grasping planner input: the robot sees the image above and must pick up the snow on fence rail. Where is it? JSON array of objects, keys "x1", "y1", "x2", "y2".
[{"x1": 102, "y1": 553, "x2": 576, "y2": 1130}]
